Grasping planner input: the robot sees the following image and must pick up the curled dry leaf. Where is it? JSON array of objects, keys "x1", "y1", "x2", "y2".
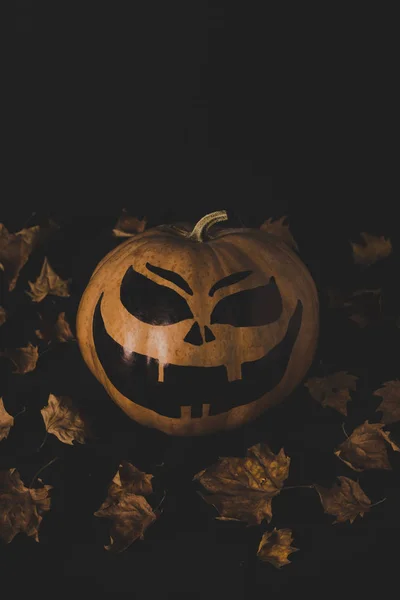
[
  {"x1": 344, "y1": 288, "x2": 383, "y2": 328},
  {"x1": 112, "y1": 210, "x2": 147, "y2": 237},
  {"x1": 26, "y1": 257, "x2": 70, "y2": 302},
  {"x1": 0, "y1": 468, "x2": 52, "y2": 543},
  {"x1": 315, "y1": 476, "x2": 371, "y2": 524},
  {"x1": 0, "y1": 306, "x2": 6, "y2": 327},
  {"x1": 0, "y1": 398, "x2": 14, "y2": 442},
  {"x1": 335, "y1": 421, "x2": 400, "y2": 471},
  {"x1": 260, "y1": 216, "x2": 298, "y2": 250},
  {"x1": 0, "y1": 342, "x2": 39, "y2": 374},
  {"x1": 193, "y1": 443, "x2": 290, "y2": 525},
  {"x1": 257, "y1": 528, "x2": 298, "y2": 568},
  {"x1": 0, "y1": 221, "x2": 58, "y2": 291},
  {"x1": 41, "y1": 394, "x2": 88, "y2": 446},
  {"x1": 305, "y1": 371, "x2": 358, "y2": 416},
  {"x1": 374, "y1": 380, "x2": 400, "y2": 425},
  {"x1": 351, "y1": 232, "x2": 392, "y2": 266},
  {"x1": 94, "y1": 461, "x2": 156, "y2": 552},
  {"x1": 35, "y1": 311, "x2": 75, "y2": 344}
]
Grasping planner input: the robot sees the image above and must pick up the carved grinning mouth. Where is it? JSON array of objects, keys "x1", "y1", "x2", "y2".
[{"x1": 93, "y1": 295, "x2": 303, "y2": 419}]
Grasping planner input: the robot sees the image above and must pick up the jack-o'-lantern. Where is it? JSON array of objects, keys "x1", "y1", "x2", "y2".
[{"x1": 76, "y1": 211, "x2": 319, "y2": 436}]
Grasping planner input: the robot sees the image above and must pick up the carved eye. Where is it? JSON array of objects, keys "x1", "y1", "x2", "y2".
[
  {"x1": 120, "y1": 266, "x2": 193, "y2": 325},
  {"x1": 210, "y1": 277, "x2": 283, "y2": 327}
]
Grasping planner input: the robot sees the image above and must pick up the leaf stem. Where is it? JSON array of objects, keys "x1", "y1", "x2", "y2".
[
  {"x1": 29, "y1": 456, "x2": 59, "y2": 489},
  {"x1": 13, "y1": 406, "x2": 26, "y2": 418},
  {"x1": 38, "y1": 430, "x2": 49, "y2": 450},
  {"x1": 342, "y1": 423, "x2": 349, "y2": 438},
  {"x1": 370, "y1": 497, "x2": 387, "y2": 508},
  {"x1": 282, "y1": 485, "x2": 315, "y2": 491}
]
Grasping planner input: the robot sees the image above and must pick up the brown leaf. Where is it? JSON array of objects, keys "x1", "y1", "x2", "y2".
[
  {"x1": 305, "y1": 371, "x2": 358, "y2": 416},
  {"x1": 26, "y1": 257, "x2": 71, "y2": 302},
  {"x1": 257, "y1": 528, "x2": 298, "y2": 568},
  {"x1": 0, "y1": 306, "x2": 6, "y2": 327},
  {"x1": 193, "y1": 443, "x2": 290, "y2": 525},
  {"x1": 260, "y1": 216, "x2": 299, "y2": 250},
  {"x1": 35, "y1": 311, "x2": 75, "y2": 344},
  {"x1": 335, "y1": 420, "x2": 400, "y2": 471},
  {"x1": 112, "y1": 210, "x2": 147, "y2": 237},
  {"x1": 41, "y1": 394, "x2": 88, "y2": 445},
  {"x1": 344, "y1": 288, "x2": 383, "y2": 328},
  {"x1": 0, "y1": 221, "x2": 58, "y2": 291},
  {"x1": 94, "y1": 461, "x2": 156, "y2": 552},
  {"x1": 351, "y1": 232, "x2": 392, "y2": 266},
  {"x1": 0, "y1": 398, "x2": 14, "y2": 442},
  {"x1": 315, "y1": 476, "x2": 371, "y2": 524},
  {"x1": 0, "y1": 342, "x2": 39, "y2": 374},
  {"x1": 374, "y1": 380, "x2": 400, "y2": 425},
  {"x1": 0, "y1": 468, "x2": 52, "y2": 543}
]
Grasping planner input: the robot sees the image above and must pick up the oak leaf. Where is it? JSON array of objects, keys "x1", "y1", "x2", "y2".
[
  {"x1": 112, "y1": 210, "x2": 147, "y2": 237},
  {"x1": 315, "y1": 476, "x2": 371, "y2": 524},
  {"x1": 35, "y1": 311, "x2": 75, "y2": 344},
  {"x1": 335, "y1": 421, "x2": 400, "y2": 471},
  {"x1": 257, "y1": 528, "x2": 298, "y2": 568},
  {"x1": 40, "y1": 394, "x2": 88, "y2": 445},
  {"x1": 260, "y1": 216, "x2": 298, "y2": 250},
  {"x1": 193, "y1": 443, "x2": 290, "y2": 525},
  {"x1": 305, "y1": 371, "x2": 358, "y2": 416},
  {"x1": 26, "y1": 257, "x2": 70, "y2": 302},
  {"x1": 94, "y1": 461, "x2": 156, "y2": 552},
  {"x1": 0, "y1": 468, "x2": 52, "y2": 543},
  {"x1": 0, "y1": 221, "x2": 58, "y2": 291},
  {"x1": 0, "y1": 306, "x2": 6, "y2": 327},
  {"x1": 0, "y1": 342, "x2": 39, "y2": 374},
  {"x1": 0, "y1": 398, "x2": 14, "y2": 442},
  {"x1": 351, "y1": 232, "x2": 392, "y2": 266},
  {"x1": 374, "y1": 380, "x2": 400, "y2": 425}
]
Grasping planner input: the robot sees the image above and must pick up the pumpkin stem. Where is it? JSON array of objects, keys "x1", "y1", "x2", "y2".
[{"x1": 188, "y1": 210, "x2": 229, "y2": 242}]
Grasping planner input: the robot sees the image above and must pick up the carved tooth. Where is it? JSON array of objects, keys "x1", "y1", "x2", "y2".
[
  {"x1": 158, "y1": 363, "x2": 164, "y2": 382},
  {"x1": 225, "y1": 358, "x2": 242, "y2": 382},
  {"x1": 202, "y1": 403, "x2": 210, "y2": 417},
  {"x1": 180, "y1": 406, "x2": 191, "y2": 419}
]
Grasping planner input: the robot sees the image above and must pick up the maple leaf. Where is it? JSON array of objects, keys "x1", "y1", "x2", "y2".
[
  {"x1": 193, "y1": 443, "x2": 290, "y2": 525},
  {"x1": 315, "y1": 476, "x2": 371, "y2": 524},
  {"x1": 334, "y1": 421, "x2": 400, "y2": 471},
  {"x1": 0, "y1": 468, "x2": 52, "y2": 543},
  {"x1": 0, "y1": 221, "x2": 58, "y2": 291},
  {"x1": 0, "y1": 342, "x2": 39, "y2": 374},
  {"x1": 351, "y1": 232, "x2": 392, "y2": 266},
  {"x1": 305, "y1": 371, "x2": 358, "y2": 416},
  {"x1": 0, "y1": 306, "x2": 6, "y2": 327},
  {"x1": 112, "y1": 210, "x2": 147, "y2": 237},
  {"x1": 26, "y1": 257, "x2": 70, "y2": 302},
  {"x1": 257, "y1": 528, "x2": 298, "y2": 568},
  {"x1": 260, "y1": 216, "x2": 299, "y2": 250},
  {"x1": 40, "y1": 394, "x2": 88, "y2": 446},
  {"x1": 94, "y1": 461, "x2": 157, "y2": 552},
  {"x1": 35, "y1": 311, "x2": 75, "y2": 344},
  {"x1": 374, "y1": 380, "x2": 400, "y2": 425},
  {"x1": 0, "y1": 398, "x2": 14, "y2": 442}
]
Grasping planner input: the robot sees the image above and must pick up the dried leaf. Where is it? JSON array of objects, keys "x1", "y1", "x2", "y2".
[
  {"x1": 315, "y1": 476, "x2": 371, "y2": 524},
  {"x1": 193, "y1": 443, "x2": 290, "y2": 525},
  {"x1": 0, "y1": 398, "x2": 14, "y2": 442},
  {"x1": 0, "y1": 342, "x2": 39, "y2": 374},
  {"x1": 0, "y1": 306, "x2": 6, "y2": 327},
  {"x1": 351, "y1": 232, "x2": 392, "y2": 266},
  {"x1": 94, "y1": 461, "x2": 156, "y2": 552},
  {"x1": 26, "y1": 257, "x2": 70, "y2": 302},
  {"x1": 344, "y1": 289, "x2": 383, "y2": 328},
  {"x1": 335, "y1": 421, "x2": 400, "y2": 471},
  {"x1": 40, "y1": 394, "x2": 88, "y2": 445},
  {"x1": 305, "y1": 371, "x2": 358, "y2": 416},
  {"x1": 374, "y1": 380, "x2": 400, "y2": 425},
  {"x1": 0, "y1": 221, "x2": 58, "y2": 291},
  {"x1": 35, "y1": 311, "x2": 75, "y2": 344},
  {"x1": 257, "y1": 528, "x2": 298, "y2": 568},
  {"x1": 0, "y1": 468, "x2": 52, "y2": 543},
  {"x1": 260, "y1": 216, "x2": 298, "y2": 250},
  {"x1": 112, "y1": 210, "x2": 147, "y2": 237}
]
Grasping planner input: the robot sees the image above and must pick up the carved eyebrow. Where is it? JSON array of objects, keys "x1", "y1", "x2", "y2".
[
  {"x1": 209, "y1": 270, "x2": 253, "y2": 297},
  {"x1": 146, "y1": 262, "x2": 193, "y2": 295}
]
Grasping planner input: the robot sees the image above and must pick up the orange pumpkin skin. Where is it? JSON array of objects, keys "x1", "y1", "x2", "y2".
[{"x1": 76, "y1": 215, "x2": 319, "y2": 436}]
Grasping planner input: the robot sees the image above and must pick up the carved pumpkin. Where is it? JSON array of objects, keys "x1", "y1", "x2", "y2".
[{"x1": 76, "y1": 211, "x2": 319, "y2": 436}]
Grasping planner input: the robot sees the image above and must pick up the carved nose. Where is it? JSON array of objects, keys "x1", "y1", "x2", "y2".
[{"x1": 184, "y1": 322, "x2": 216, "y2": 346}]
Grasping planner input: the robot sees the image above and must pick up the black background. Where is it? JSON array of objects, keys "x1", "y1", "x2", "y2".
[{"x1": 10, "y1": 3, "x2": 400, "y2": 599}]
